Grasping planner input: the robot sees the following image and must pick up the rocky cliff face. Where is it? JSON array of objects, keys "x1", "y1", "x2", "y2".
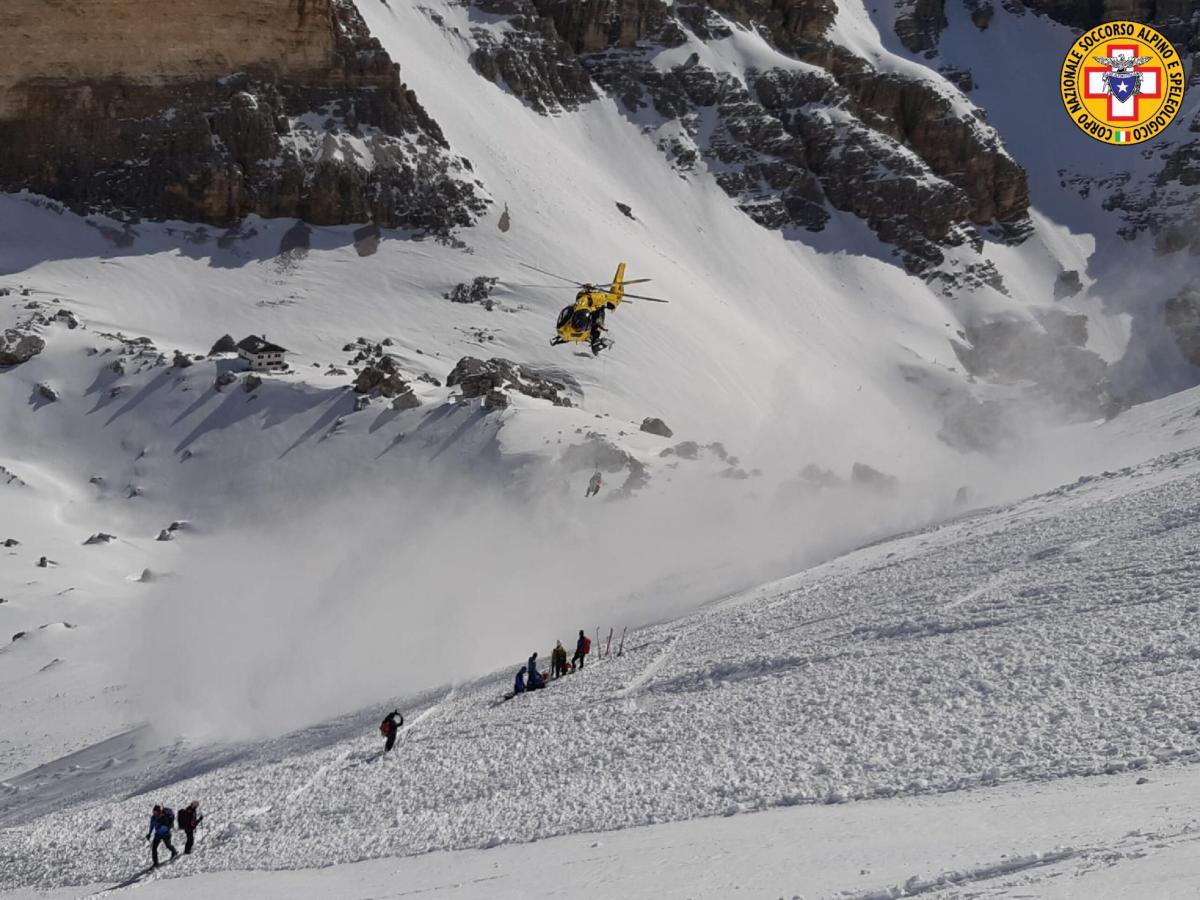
[
  {"x1": 0, "y1": 0, "x2": 486, "y2": 230},
  {"x1": 460, "y1": 0, "x2": 1029, "y2": 278},
  {"x1": 889, "y1": 0, "x2": 1200, "y2": 259}
]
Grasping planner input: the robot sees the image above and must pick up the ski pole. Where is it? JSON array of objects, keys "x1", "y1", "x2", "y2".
[
  {"x1": 605, "y1": 627, "x2": 613, "y2": 657},
  {"x1": 617, "y1": 626, "x2": 626, "y2": 657}
]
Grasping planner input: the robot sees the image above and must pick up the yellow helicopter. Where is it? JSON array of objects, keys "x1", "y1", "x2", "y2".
[{"x1": 519, "y1": 262, "x2": 670, "y2": 356}]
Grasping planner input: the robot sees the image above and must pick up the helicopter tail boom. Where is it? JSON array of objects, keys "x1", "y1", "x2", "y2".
[{"x1": 611, "y1": 262, "x2": 627, "y2": 303}]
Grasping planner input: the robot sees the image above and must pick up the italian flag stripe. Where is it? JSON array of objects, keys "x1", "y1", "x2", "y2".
[{"x1": 1114, "y1": 130, "x2": 1130, "y2": 143}]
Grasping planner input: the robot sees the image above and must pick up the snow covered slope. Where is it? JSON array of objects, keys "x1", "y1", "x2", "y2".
[
  {"x1": 3, "y1": 402, "x2": 1200, "y2": 894},
  {"x1": 0, "y1": 0, "x2": 1069, "y2": 773},
  {"x1": 4, "y1": 0, "x2": 1200, "y2": 895}
]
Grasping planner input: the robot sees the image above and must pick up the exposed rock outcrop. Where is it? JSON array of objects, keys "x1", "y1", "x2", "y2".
[
  {"x1": 1165, "y1": 282, "x2": 1200, "y2": 368},
  {"x1": 353, "y1": 355, "x2": 415, "y2": 401},
  {"x1": 640, "y1": 417, "x2": 674, "y2": 437},
  {"x1": 447, "y1": 356, "x2": 578, "y2": 406},
  {"x1": 455, "y1": 1, "x2": 1029, "y2": 275},
  {"x1": 894, "y1": 0, "x2": 948, "y2": 56},
  {"x1": 0, "y1": 0, "x2": 486, "y2": 230},
  {"x1": 468, "y1": 2, "x2": 600, "y2": 114},
  {"x1": 0, "y1": 330, "x2": 45, "y2": 366},
  {"x1": 851, "y1": 462, "x2": 898, "y2": 494},
  {"x1": 445, "y1": 276, "x2": 500, "y2": 309},
  {"x1": 1054, "y1": 270, "x2": 1083, "y2": 301},
  {"x1": 952, "y1": 318, "x2": 1109, "y2": 414}
]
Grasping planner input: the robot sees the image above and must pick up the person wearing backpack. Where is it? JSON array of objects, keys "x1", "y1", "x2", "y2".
[
  {"x1": 572, "y1": 630, "x2": 591, "y2": 670},
  {"x1": 145, "y1": 804, "x2": 178, "y2": 867},
  {"x1": 379, "y1": 709, "x2": 404, "y2": 752},
  {"x1": 177, "y1": 801, "x2": 203, "y2": 855}
]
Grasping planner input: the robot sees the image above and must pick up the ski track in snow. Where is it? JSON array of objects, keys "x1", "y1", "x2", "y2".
[{"x1": 4, "y1": 445, "x2": 1200, "y2": 890}]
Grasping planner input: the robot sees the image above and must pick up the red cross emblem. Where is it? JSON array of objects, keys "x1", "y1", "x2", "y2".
[{"x1": 1083, "y1": 43, "x2": 1162, "y2": 121}]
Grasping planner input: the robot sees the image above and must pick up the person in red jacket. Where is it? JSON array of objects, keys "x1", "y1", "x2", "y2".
[
  {"x1": 572, "y1": 630, "x2": 591, "y2": 670},
  {"x1": 380, "y1": 709, "x2": 404, "y2": 752}
]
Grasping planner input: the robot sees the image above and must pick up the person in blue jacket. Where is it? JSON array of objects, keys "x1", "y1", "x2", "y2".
[
  {"x1": 513, "y1": 665, "x2": 527, "y2": 695},
  {"x1": 145, "y1": 804, "x2": 178, "y2": 867},
  {"x1": 526, "y1": 652, "x2": 546, "y2": 690}
]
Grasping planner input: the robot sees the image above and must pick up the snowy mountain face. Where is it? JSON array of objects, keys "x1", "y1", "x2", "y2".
[{"x1": 4, "y1": 0, "x2": 1200, "y2": 895}]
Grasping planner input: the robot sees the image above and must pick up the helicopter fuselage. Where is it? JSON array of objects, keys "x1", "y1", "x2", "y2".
[{"x1": 554, "y1": 265, "x2": 627, "y2": 347}]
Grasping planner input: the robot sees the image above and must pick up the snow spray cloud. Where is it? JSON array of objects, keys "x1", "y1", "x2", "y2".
[{"x1": 133, "y1": 437, "x2": 951, "y2": 742}]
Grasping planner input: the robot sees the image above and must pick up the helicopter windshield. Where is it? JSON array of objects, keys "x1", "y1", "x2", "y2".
[{"x1": 570, "y1": 309, "x2": 593, "y2": 331}]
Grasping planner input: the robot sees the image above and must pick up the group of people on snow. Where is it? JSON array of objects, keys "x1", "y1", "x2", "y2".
[
  {"x1": 139, "y1": 629, "x2": 600, "y2": 870},
  {"x1": 145, "y1": 802, "x2": 203, "y2": 867},
  {"x1": 514, "y1": 630, "x2": 591, "y2": 695}
]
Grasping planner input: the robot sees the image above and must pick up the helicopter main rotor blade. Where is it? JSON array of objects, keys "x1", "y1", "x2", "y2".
[
  {"x1": 519, "y1": 262, "x2": 586, "y2": 287},
  {"x1": 590, "y1": 278, "x2": 652, "y2": 290},
  {"x1": 622, "y1": 292, "x2": 671, "y2": 303},
  {"x1": 505, "y1": 283, "x2": 577, "y2": 288}
]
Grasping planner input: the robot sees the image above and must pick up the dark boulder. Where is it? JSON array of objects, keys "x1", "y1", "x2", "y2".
[
  {"x1": 0, "y1": 330, "x2": 46, "y2": 366},
  {"x1": 640, "y1": 417, "x2": 674, "y2": 438},
  {"x1": 851, "y1": 463, "x2": 898, "y2": 495},
  {"x1": 353, "y1": 355, "x2": 410, "y2": 398}
]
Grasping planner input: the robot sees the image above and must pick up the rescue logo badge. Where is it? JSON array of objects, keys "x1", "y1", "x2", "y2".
[{"x1": 1060, "y1": 21, "x2": 1185, "y2": 145}]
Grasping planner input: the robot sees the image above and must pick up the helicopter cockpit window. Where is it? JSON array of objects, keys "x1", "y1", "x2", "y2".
[
  {"x1": 557, "y1": 306, "x2": 575, "y2": 328},
  {"x1": 571, "y1": 309, "x2": 593, "y2": 331}
]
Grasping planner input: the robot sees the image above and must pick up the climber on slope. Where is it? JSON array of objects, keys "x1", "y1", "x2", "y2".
[
  {"x1": 585, "y1": 470, "x2": 603, "y2": 498},
  {"x1": 145, "y1": 804, "x2": 178, "y2": 868},
  {"x1": 379, "y1": 709, "x2": 405, "y2": 753}
]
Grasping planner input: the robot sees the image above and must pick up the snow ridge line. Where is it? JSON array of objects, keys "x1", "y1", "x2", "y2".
[{"x1": 845, "y1": 847, "x2": 1078, "y2": 899}]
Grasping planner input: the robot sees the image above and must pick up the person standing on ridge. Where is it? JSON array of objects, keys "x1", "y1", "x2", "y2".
[
  {"x1": 145, "y1": 804, "x2": 178, "y2": 867},
  {"x1": 552, "y1": 641, "x2": 568, "y2": 679},
  {"x1": 572, "y1": 630, "x2": 591, "y2": 670},
  {"x1": 177, "y1": 801, "x2": 203, "y2": 855},
  {"x1": 379, "y1": 709, "x2": 404, "y2": 753}
]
